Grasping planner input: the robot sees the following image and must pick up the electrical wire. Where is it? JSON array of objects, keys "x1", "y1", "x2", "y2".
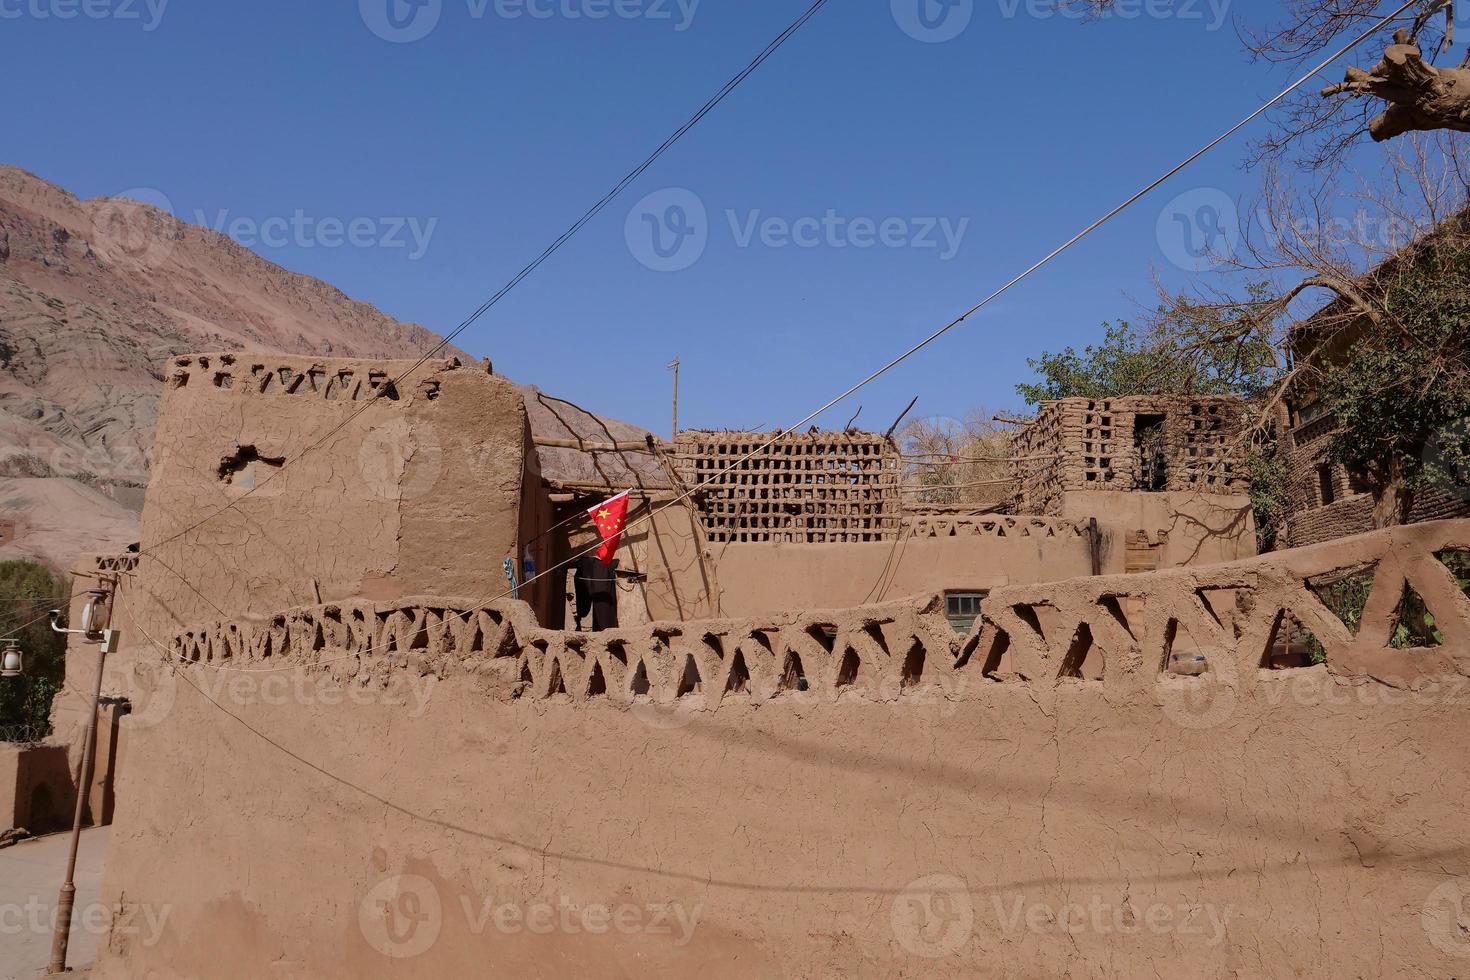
[
  {"x1": 135, "y1": 0, "x2": 833, "y2": 561},
  {"x1": 152, "y1": 0, "x2": 1416, "y2": 672},
  {"x1": 428, "y1": 0, "x2": 1422, "y2": 621}
]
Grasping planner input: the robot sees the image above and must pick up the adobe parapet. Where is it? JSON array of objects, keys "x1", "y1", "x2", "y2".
[
  {"x1": 164, "y1": 351, "x2": 475, "y2": 401},
  {"x1": 166, "y1": 518, "x2": 1470, "y2": 705},
  {"x1": 94, "y1": 519, "x2": 1470, "y2": 979}
]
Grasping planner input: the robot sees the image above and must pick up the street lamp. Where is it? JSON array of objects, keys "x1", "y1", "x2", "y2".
[
  {"x1": 79, "y1": 588, "x2": 111, "y2": 636},
  {"x1": 45, "y1": 579, "x2": 121, "y2": 976},
  {"x1": 0, "y1": 639, "x2": 20, "y2": 678}
]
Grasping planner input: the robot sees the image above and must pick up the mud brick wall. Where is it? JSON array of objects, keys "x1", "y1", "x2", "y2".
[
  {"x1": 1281, "y1": 404, "x2": 1470, "y2": 548},
  {"x1": 88, "y1": 519, "x2": 1470, "y2": 980},
  {"x1": 1013, "y1": 396, "x2": 1246, "y2": 514},
  {"x1": 134, "y1": 352, "x2": 536, "y2": 647},
  {"x1": 672, "y1": 430, "x2": 900, "y2": 543}
]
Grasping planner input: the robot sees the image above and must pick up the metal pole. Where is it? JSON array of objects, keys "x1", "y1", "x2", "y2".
[
  {"x1": 47, "y1": 635, "x2": 108, "y2": 974},
  {"x1": 667, "y1": 357, "x2": 680, "y2": 440}
]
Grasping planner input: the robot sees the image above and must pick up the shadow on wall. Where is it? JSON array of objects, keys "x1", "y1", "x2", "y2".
[
  {"x1": 154, "y1": 664, "x2": 1468, "y2": 899},
  {"x1": 3, "y1": 743, "x2": 70, "y2": 834}
]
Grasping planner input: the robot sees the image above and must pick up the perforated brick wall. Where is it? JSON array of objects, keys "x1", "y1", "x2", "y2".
[
  {"x1": 1013, "y1": 396, "x2": 1246, "y2": 514},
  {"x1": 672, "y1": 431, "x2": 901, "y2": 543}
]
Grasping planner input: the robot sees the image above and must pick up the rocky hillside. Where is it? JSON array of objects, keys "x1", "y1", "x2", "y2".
[{"x1": 0, "y1": 166, "x2": 657, "y2": 570}]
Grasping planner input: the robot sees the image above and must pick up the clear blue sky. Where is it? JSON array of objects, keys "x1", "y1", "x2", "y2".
[{"x1": 5, "y1": 0, "x2": 1358, "y2": 435}]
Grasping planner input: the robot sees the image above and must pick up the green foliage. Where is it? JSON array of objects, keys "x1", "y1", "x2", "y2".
[
  {"x1": 1018, "y1": 322, "x2": 1180, "y2": 405},
  {"x1": 1247, "y1": 440, "x2": 1290, "y2": 551},
  {"x1": 0, "y1": 561, "x2": 70, "y2": 742},
  {"x1": 1316, "y1": 237, "x2": 1470, "y2": 519},
  {"x1": 1016, "y1": 318, "x2": 1278, "y2": 406},
  {"x1": 1307, "y1": 567, "x2": 1375, "y2": 638},
  {"x1": 1390, "y1": 585, "x2": 1444, "y2": 649},
  {"x1": 1436, "y1": 549, "x2": 1470, "y2": 597}
]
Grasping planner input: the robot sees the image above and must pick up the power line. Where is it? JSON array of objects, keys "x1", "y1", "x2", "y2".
[
  {"x1": 428, "y1": 0, "x2": 1421, "y2": 617},
  {"x1": 171, "y1": 0, "x2": 1417, "y2": 671},
  {"x1": 136, "y1": 0, "x2": 834, "y2": 561}
]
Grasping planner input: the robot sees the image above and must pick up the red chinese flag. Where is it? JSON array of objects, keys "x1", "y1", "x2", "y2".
[{"x1": 587, "y1": 490, "x2": 631, "y2": 564}]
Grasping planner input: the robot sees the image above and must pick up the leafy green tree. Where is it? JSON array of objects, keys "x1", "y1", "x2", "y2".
[
  {"x1": 0, "y1": 561, "x2": 70, "y2": 743},
  {"x1": 1017, "y1": 319, "x2": 1277, "y2": 406},
  {"x1": 1313, "y1": 234, "x2": 1470, "y2": 526}
]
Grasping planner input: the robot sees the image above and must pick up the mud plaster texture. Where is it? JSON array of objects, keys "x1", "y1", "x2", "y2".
[
  {"x1": 90, "y1": 519, "x2": 1470, "y2": 978},
  {"x1": 33, "y1": 355, "x2": 541, "y2": 836},
  {"x1": 133, "y1": 353, "x2": 533, "y2": 642}
]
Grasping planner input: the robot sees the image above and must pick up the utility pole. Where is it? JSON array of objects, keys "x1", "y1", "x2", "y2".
[
  {"x1": 47, "y1": 584, "x2": 119, "y2": 976},
  {"x1": 667, "y1": 357, "x2": 680, "y2": 440}
]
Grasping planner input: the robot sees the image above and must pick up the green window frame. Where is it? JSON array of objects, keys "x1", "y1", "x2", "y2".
[{"x1": 944, "y1": 591, "x2": 986, "y2": 634}]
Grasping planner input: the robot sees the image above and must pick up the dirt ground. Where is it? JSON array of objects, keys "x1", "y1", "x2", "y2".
[{"x1": 0, "y1": 827, "x2": 108, "y2": 978}]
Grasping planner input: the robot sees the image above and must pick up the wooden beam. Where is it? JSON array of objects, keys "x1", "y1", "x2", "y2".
[
  {"x1": 543, "y1": 478, "x2": 673, "y2": 493},
  {"x1": 532, "y1": 436, "x2": 659, "y2": 452}
]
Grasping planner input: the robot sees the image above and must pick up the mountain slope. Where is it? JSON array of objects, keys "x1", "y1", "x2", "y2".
[{"x1": 0, "y1": 166, "x2": 658, "y2": 570}]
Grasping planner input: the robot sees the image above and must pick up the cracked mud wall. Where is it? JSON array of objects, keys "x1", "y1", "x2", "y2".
[
  {"x1": 132, "y1": 354, "x2": 531, "y2": 644},
  {"x1": 90, "y1": 662, "x2": 1470, "y2": 979},
  {"x1": 42, "y1": 355, "x2": 538, "y2": 836}
]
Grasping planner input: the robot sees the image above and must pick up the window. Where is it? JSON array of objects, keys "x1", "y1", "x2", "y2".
[
  {"x1": 1347, "y1": 466, "x2": 1371, "y2": 495},
  {"x1": 1132, "y1": 414, "x2": 1167, "y2": 491},
  {"x1": 1317, "y1": 464, "x2": 1336, "y2": 506},
  {"x1": 1297, "y1": 397, "x2": 1326, "y2": 425},
  {"x1": 944, "y1": 591, "x2": 987, "y2": 634}
]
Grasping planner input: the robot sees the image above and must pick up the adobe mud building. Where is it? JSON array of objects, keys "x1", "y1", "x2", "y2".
[
  {"x1": 23, "y1": 353, "x2": 1470, "y2": 978},
  {"x1": 1274, "y1": 216, "x2": 1470, "y2": 548}
]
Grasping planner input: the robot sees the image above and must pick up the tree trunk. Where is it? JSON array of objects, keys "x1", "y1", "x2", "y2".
[
  {"x1": 1371, "y1": 456, "x2": 1416, "y2": 528},
  {"x1": 1322, "y1": 30, "x2": 1470, "y2": 142}
]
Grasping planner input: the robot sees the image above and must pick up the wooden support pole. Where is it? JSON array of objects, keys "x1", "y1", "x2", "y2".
[{"x1": 532, "y1": 436, "x2": 658, "y2": 452}]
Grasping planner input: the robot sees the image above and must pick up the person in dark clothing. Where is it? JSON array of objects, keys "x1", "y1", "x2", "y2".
[{"x1": 573, "y1": 554, "x2": 619, "y2": 631}]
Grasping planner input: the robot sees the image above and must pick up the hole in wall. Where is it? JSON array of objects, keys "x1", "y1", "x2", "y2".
[
  {"x1": 1261, "y1": 610, "x2": 1322, "y2": 669},
  {"x1": 629, "y1": 661, "x2": 652, "y2": 697},
  {"x1": 1098, "y1": 595, "x2": 1135, "y2": 640},
  {"x1": 217, "y1": 445, "x2": 285, "y2": 488},
  {"x1": 1163, "y1": 618, "x2": 1211, "y2": 676},
  {"x1": 1306, "y1": 563, "x2": 1378, "y2": 637},
  {"x1": 980, "y1": 630, "x2": 1015, "y2": 680},
  {"x1": 900, "y1": 640, "x2": 925, "y2": 688},
  {"x1": 676, "y1": 654, "x2": 703, "y2": 697},
  {"x1": 1390, "y1": 582, "x2": 1444, "y2": 648},
  {"x1": 513, "y1": 660, "x2": 533, "y2": 699},
  {"x1": 1012, "y1": 604, "x2": 1046, "y2": 643},
  {"x1": 778, "y1": 650, "x2": 808, "y2": 693},
  {"x1": 586, "y1": 661, "x2": 607, "y2": 698},
  {"x1": 808, "y1": 624, "x2": 837, "y2": 653},
  {"x1": 1059, "y1": 623, "x2": 1103, "y2": 680},
  {"x1": 724, "y1": 650, "x2": 751, "y2": 695},
  {"x1": 1434, "y1": 549, "x2": 1470, "y2": 601}
]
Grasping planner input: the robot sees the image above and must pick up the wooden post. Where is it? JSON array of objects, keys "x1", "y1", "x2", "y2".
[
  {"x1": 670, "y1": 357, "x2": 679, "y2": 440},
  {"x1": 1089, "y1": 517, "x2": 1102, "y2": 576}
]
